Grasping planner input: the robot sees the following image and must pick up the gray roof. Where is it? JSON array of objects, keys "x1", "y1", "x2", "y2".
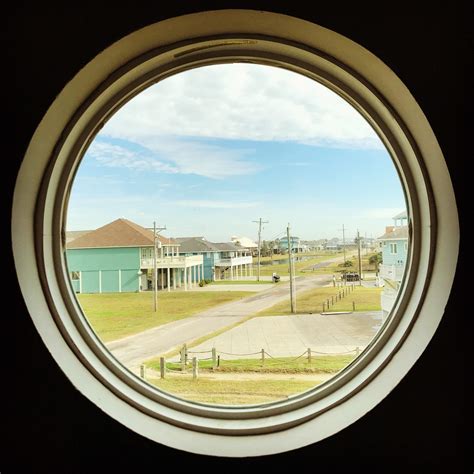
[
  {"x1": 175, "y1": 237, "x2": 221, "y2": 253},
  {"x1": 377, "y1": 226, "x2": 409, "y2": 241},
  {"x1": 213, "y1": 242, "x2": 243, "y2": 251},
  {"x1": 393, "y1": 210, "x2": 408, "y2": 219}
]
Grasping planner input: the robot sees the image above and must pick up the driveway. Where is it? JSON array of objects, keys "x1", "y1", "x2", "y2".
[
  {"x1": 184, "y1": 311, "x2": 383, "y2": 360},
  {"x1": 107, "y1": 274, "x2": 331, "y2": 369}
]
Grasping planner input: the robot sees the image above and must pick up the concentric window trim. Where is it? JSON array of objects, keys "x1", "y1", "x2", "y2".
[{"x1": 12, "y1": 10, "x2": 458, "y2": 457}]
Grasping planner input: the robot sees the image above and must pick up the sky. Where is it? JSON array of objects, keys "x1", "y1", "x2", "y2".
[{"x1": 67, "y1": 64, "x2": 406, "y2": 242}]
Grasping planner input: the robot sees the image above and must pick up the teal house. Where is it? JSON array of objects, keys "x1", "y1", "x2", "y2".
[
  {"x1": 279, "y1": 236, "x2": 306, "y2": 253},
  {"x1": 67, "y1": 219, "x2": 204, "y2": 293},
  {"x1": 377, "y1": 211, "x2": 409, "y2": 318},
  {"x1": 175, "y1": 237, "x2": 252, "y2": 280}
]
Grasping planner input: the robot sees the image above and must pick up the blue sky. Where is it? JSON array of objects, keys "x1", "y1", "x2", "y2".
[{"x1": 67, "y1": 64, "x2": 405, "y2": 242}]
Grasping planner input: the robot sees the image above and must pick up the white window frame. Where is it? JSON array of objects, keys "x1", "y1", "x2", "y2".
[
  {"x1": 390, "y1": 243, "x2": 398, "y2": 254},
  {"x1": 11, "y1": 10, "x2": 459, "y2": 457}
]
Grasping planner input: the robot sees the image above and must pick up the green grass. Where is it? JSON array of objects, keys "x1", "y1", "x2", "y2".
[
  {"x1": 256, "y1": 285, "x2": 382, "y2": 316},
  {"x1": 253, "y1": 252, "x2": 337, "y2": 264},
  {"x1": 77, "y1": 291, "x2": 253, "y2": 342},
  {"x1": 256, "y1": 255, "x2": 339, "y2": 277},
  {"x1": 146, "y1": 354, "x2": 355, "y2": 374},
  {"x1": 147, "y1": 376, "x2": 323, "y2": 404},
  {"x1": 307, "y1": 252, "x2": 379, "y2": 275},
  {"x1": 209, "y1": 280, "x2": 271, "y2": 285}
]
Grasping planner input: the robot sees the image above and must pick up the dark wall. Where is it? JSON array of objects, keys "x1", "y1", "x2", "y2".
[{"x1": 4, "y1": 2, "x2": 470, "y2": 472}]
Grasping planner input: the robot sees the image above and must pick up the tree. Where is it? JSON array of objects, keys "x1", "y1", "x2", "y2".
[
  {"x1": 275, "y1": 238, "x2": 282, "y2": 255},
  {"x1": 369, "y1": 252, "x2": 383, "y2": 271},
  {"x1": 260, "y1": 240, "x2": 270, "y2": 257}
]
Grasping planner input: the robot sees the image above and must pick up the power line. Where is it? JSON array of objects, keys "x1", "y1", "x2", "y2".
[
  {"x1": 338, "y1": 224, "x2": 347, "y2": 263},
  {"x1": 153, "y1": 221, "x2": 166, "y2": 312},
  {"x1": 287, "y1": 223, "x2": 296, "y2": 313},
  {"x1": 252, "y1": 218, "x2": 269, "y2": 281}
]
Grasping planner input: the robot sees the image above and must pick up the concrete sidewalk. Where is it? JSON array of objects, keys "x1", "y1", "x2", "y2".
[
  {"x1": 188, "y1": 283, "x2": 274, "y2": 292},
  {"x1": 183, "y1": 311, "x2": 382, "y2": 360},
  {"x1": 107, "y1": 274, "x2": 331, "y2": 369}
]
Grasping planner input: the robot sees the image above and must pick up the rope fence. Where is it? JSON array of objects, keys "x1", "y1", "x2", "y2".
[
  {"x1": 139, "y1": 344, "x2": 362, "y2": 381},
  {"x1": 322, "y1": 282, "x2": 359, "y2": 313}
]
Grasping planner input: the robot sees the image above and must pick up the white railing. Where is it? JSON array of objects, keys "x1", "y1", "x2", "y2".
[
  {"x1": 215, "y1": 255, "x2": 252, "y2": 267},
  {"x1": 141, "y1": 254, "x2": 203, "y2": 268},
  {"x1": 379, "y1": 263, "x2": 405, "y2": 281}
]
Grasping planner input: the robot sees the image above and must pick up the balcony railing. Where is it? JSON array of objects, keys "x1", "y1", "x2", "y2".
[
  {"x1": 379, "y1": 263, "x2": 405, "y2": 281},
  {"x1": 141, "y1": 254, "x2": 203, "y2": 269},
  {"x1": 215, "y1": 255, "x2": 252, "y2": 267}
]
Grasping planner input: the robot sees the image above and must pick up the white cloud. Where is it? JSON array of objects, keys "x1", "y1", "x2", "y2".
[
  {"x1": 100, "y1": 63, "x2": 382, "y2": 149},
  {"x1": 86, "y1": 137, "x2": 260, "y2": 179},
  {"x1": 175, "y1": 200, "x2": 260, "y2": 209}
]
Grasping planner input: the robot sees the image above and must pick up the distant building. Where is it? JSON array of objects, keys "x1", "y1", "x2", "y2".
[
  {"x1": 377, "y1": 211, "x2": 409, "y2": 318},
  {"x1": 325, "y1": 238, "x2": 341, "y2": 251},
  {"x1": 279, "y1": 236, "x2": 307, "y2": 253},
  {"x1": 230, "y1": 236, "x2": 258, "y2": 255},
  {"x1": 175, "y1": 238, "x2": 252, "y2": 280},
  {"x1": 67, "y1": 219, "x2": 203, "y2": 293}
]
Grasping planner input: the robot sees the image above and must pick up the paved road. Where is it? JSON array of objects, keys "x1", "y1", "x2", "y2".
[{"x1": 107, "y1": 274, "x2": 331, "y2": 369}]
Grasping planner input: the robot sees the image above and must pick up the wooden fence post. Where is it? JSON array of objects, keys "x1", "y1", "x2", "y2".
[
  {"x1": 307, "y1": 348, "x2": 311, "y2": 363},
  {"x1": 261, "y1": 348, "x2": 265, "y2": 367},
  {"x1": 352, "y1": 301, "x2": 356, "y2": 311},
  {"x1": 184, "y1": 343, "x2": 188, "y2": 364},
  {"x1": 160, "y1": 357, "x2": 165, "y2": 379},
  {"x1": 192, "y1": 357, "x2": 198, "y2": 380},
  {"x1": 140, "y1": 364, "x2": 145, "y2": 379},
  {"x1": 212, "y1": 347, "x2": 217, "y2": 370},
  {"x1": 180, "y1": 345, "x2": 186, "y2": 372}
]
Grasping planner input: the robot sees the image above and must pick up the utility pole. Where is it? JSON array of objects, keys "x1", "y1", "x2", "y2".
[
  {"x1": 152, "y1": 221, "x2": 167, "y2": 312},
  {"x1": 252, "y1": 218, "x2": 269, "y2": 281},
  {"x1": 287, "y1": 223, "x2": 296, "y2": 314},
  {"x1": 357, "y1": 229, "x2": 362, "y2": 286},
  {"x1": 339, "y1": 224, "x2": 347, "y2": 263}
]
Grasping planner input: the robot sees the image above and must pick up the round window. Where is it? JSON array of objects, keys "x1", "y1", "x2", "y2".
[{"x1": 12, "y1": 11, "x2": 458, "y2": 456}]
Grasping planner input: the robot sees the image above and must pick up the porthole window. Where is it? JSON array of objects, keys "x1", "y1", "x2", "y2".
[{"x1": 12, "y1": 10, "x2": 459, "y2": 456}]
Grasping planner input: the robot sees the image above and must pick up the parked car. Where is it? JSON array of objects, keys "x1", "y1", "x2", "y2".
[{"x1": 343, "y1": 272, "x2": 360, "y2": 282}]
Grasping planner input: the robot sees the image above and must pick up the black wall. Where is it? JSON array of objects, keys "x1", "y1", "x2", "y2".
[{"x1": 4, "y1": 2, "x2": 470, "y2": 472}]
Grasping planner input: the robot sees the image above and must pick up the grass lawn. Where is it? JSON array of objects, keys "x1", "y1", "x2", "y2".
[
  {"x1": 256, "y1": 285, "x2": 382, "y2": 315},
  {"x1": 256, "y1": 254, "x2": 339, "y2": 277},
  {"x1": 209, "y1": 280, "x2": 271, "y2": 285},
  {"x1": 253, "y1": 252, "x2": 337, "y2": 264},
  {"x1": 306, "y1": 252, "x2": 379, "y2": 276},
  {"x1": 146, "y1": 354, "x2": 355, "y2": 374},
  {"x1": 147, "y1": 376, "x2": 322, "y2": 404},
  {"x1": 145, "y1": 354, "x2": 354, "y2": 404},
  {"x1": 77, "y1": 291, "x2": 253, "y2": 342}
]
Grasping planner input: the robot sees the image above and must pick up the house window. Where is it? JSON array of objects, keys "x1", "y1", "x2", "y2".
[
  {"x1": 390, "y1": 243, "x2": 398, "y2": 254},
  {"x1": 70, "y1": 271, "x2": 80, "y2": 280},
  {"x1": 12, "y1": 10, "x2": 458, "y2": 457}
]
